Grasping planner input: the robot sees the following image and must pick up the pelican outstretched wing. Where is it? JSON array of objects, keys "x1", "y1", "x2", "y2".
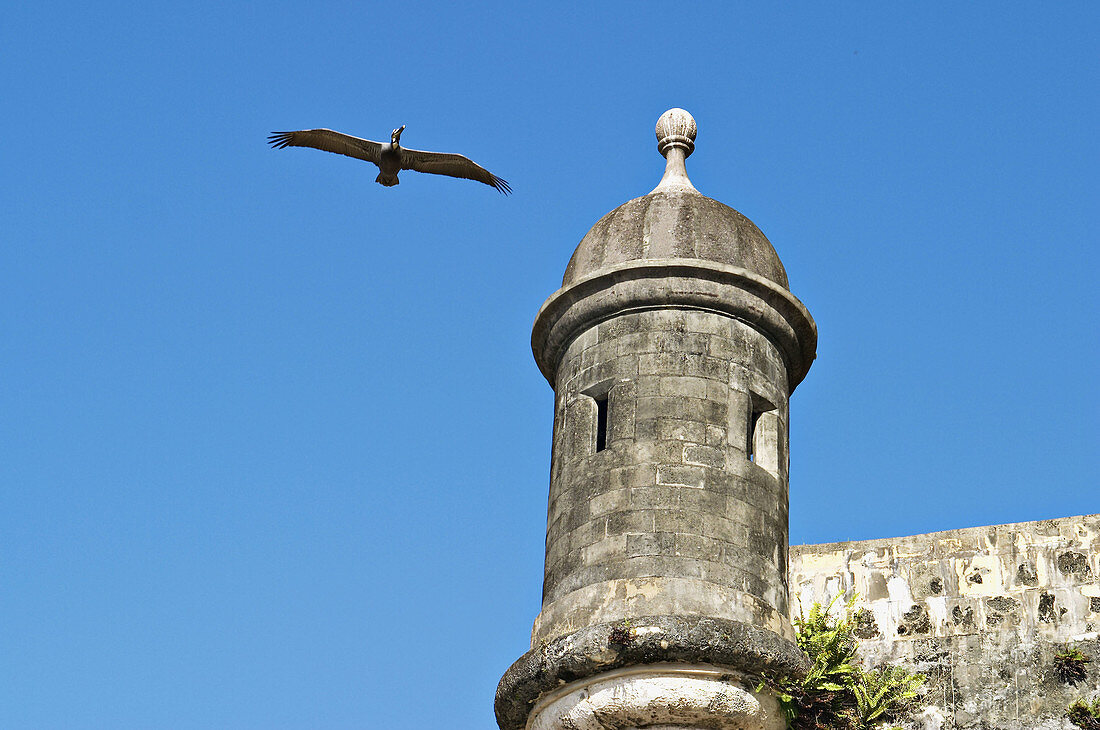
[
  {"x1": 399, "y1": 148, "x2": 511, "y2": 194},
  {"x1": 267, "y1": 129, "x2": 383, "y2": 165}
]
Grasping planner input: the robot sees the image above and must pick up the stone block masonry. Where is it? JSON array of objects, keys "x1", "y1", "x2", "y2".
[
  {"x1": 537, "y1": 308, "x2": 792, "y2": 645},
  {"x1": 791, "y1": 514, "x2": 1100, "y2": 729}
]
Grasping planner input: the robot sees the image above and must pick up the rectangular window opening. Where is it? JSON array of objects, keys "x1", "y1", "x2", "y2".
[
  {"x1": 594, "y1": 394, "x2": 609, "y2": 452},
  {"x1": 748, "y1": 393, "x2": 774, "y2": 468},
  {"x1": 747, "y1": 393, "x2": 780, "y2": 475}
]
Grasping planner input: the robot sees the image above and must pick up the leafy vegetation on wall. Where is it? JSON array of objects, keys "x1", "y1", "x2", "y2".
[
  {"x1": 769, "y1": 598, "x2": 925, "y2": 730},
  {"x1": 1067, "y1": 698, "x2": 1100, "y2": 730},
  {"x1": 1055, "y1": 647, "x2": 1092, "y2": 685}
]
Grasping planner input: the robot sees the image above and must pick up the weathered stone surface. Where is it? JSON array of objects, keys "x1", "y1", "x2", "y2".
[
  {"x1": 791, "y1": 514, "x2": 1100, "y2": 729},
  {"x1": 536, "y1": 309, "x2": 796, "y2": 643},
  {"x1": 562, "y1": 191, "x2": 790, "y2": 289},
  {"x1": 496, "y1": 615, "x2": 810, "y2": 730},
  {"x1": 526, "y1": 664, "x2": 784, "y2": 730}
]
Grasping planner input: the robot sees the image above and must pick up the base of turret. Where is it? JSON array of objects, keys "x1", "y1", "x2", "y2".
[
  {"x1": 527, "y1": 663, "x2": 784, "y2": 730},
  {"x1": 495, "y1": 615, "x2": 807, "y2": 730}
]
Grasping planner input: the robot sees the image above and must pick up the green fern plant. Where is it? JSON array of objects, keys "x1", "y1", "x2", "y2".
[
  {"x1": 770, "y1": 597, "x2": 925, "y2": 730},
  {"x1": 796, "y1": 596, "x2": 861, "y2": 687},
  {"x1": 1067, "y1": 697, "x2": 1100, "y2": 730},
  {"x1": 852, "y1": 665, "x2": 923, "y2": 726},
  {"x1": 1055, "y1": 647, "x2": 1091, "y2": 684}
]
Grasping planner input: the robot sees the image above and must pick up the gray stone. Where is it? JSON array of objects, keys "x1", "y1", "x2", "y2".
[
  {"x1": 1016, "y1": 561, "x2": 1039, "y2": 587},
  {"x1": 684, "y1": 444, "x2": 725, "y2": 469},
  {"x1": 496, "y1": 615, "x2": 810, "y2": 730},
  {"x1": 656, "y1": 464, "x2": 706, "y2": 488},
  {"x1": 1057, "y1": 550, "x2": 1091, "y2": 579},
  {"x1": 561, "y1": 193, "x2": 790, "y2": 290},
  {"x1": 1038, "y1": 590, "x2": 1057, "y2": 622}
]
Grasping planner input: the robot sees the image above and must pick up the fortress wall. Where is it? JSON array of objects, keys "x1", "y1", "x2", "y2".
[{"x1": 791, "y1": 514, "x2": 1100, "y2": 730}]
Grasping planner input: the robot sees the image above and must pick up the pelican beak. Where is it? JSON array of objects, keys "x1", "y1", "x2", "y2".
[{"x1": 393, "y1": 125, "x2": 405, "y2": 143}]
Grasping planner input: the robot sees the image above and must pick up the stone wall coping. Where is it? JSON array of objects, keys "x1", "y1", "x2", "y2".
[{"x1": 791, "y1": 512, "x2": 1100, "y2": 555}]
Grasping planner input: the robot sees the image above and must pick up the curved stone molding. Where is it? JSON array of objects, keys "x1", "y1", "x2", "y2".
[
  {"x1": 495, "y1": 615, "x2": 808, "y2": 730},
  {"x1": 531, "y1": 259, "x2": 817, "y2": 391},
  {"x1": 528, "y1": 664, "x2": 783, "y2": 730}
]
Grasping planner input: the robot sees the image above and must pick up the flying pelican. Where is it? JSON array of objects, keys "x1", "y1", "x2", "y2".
[{"x1": 267, "y1": 125, "x2": 511, "y2": 194}]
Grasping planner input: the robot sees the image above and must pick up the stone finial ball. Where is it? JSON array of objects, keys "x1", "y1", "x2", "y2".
[{"x1": 655, "y1": 108, "x2": 696, "y2": 157}]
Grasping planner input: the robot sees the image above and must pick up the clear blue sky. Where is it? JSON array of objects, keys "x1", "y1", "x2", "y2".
[{"x1": 2, "y1": 2, "x2": 1097, "y2": 727}]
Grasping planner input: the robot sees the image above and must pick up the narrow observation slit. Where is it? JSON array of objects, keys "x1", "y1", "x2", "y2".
[
  {"x1": 594, "y1": 394, "x2": 609, "y2": 452},
  {"x1": 747, "y1": 409, "x2": 762, "y2": 462}
]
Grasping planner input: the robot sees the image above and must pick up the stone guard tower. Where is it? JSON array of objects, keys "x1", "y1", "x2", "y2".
[{"x1": 497, "y1": 110, "x2": 817, "y2": 730}]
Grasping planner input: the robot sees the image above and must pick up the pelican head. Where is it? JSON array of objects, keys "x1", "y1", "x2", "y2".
[{"x1": 391, "y1": 125, "x2": 406, "y2": 145}]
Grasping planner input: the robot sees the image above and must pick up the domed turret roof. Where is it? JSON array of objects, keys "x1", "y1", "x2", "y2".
[
  {"x1": 562, "y1": 191, "x2": 789, "y2": 288},
  {"x1": 561, "y1": 109, "x2": 789, "y2": 290}
]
